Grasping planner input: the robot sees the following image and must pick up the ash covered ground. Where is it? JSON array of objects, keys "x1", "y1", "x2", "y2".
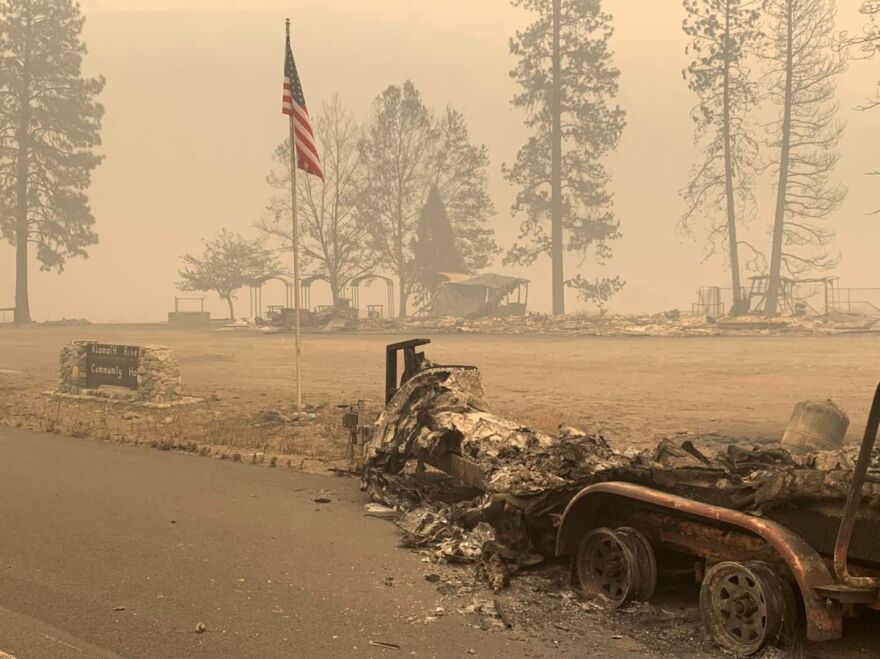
[{"x1": 2, "y1": 325, "x2": 880, "y2": 656}]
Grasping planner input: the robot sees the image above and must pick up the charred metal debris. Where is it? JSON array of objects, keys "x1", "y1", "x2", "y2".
[{"x1": 346, "y1": 339, "x2": 880, "y2": 654}]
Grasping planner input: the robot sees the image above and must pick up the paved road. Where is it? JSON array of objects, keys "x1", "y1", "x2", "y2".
[{"x1": 0, "y1": 429, "x2": 657, "y2": 659}]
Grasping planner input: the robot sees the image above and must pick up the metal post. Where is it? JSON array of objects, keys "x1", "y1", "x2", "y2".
[
  {"x1": 287, "y1": 18, "x2": 303, "y2": 412},
  {"x1": 833, "y1": 382, "x2": 880, "y2": 588}
]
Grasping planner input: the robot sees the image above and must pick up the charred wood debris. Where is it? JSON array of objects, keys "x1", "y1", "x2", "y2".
[
  {"x1": 354, "y1": 348, "x2": 880, "y2": 592},
  {"x1": 230, "y1": 308, "x2": 880, "y2": 336}
]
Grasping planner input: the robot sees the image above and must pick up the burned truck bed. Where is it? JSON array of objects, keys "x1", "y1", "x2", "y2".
[
  {"x1": 348, "y1": 339, "x2": 880, "y2": 655},
  {"x1": 359, "y1": 346, "x2": 880, "y2": 561}
]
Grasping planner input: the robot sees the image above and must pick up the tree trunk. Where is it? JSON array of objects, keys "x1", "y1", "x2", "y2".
[
  {"x1": 766, "y1": 0, "x2": 795, "y2": 316},
  {"x1": 396, "y1": 205, "x2": 408, "y2": 317},
  {"x1": 330, "y1": 278, "x2": 340, "y2": 308},
  {"x1": 550, "y1": 0, "x2": 565, "y2": 316},
  {"x1": 722, "y1": 0, "x2": 743, "y2": 313},
  {"x1": 14, "y1": 215, "x2": 30, "y2": 325},
  {"x1": 398, "y1": 275, "x2": 408, "y2": 319},
  {"x1": 225, "y1": 295, "x2": 235, "y2": 321},
  {"x1": 14, "y1": 13, "x2": 32, "y2": 325}
]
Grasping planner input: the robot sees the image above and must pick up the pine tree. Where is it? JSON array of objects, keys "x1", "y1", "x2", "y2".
[
  {"x1": 681, "y1": 0, "x2": 763, "y2": 312},
  {"x1": 763, "y1": 0, "x2": 847, "y2": 314},
  {"x1": 413, "y1": 186, "x2": 466, "y2": 296},
  {"x1": 0, "y1": 0, "x2": 105, "y2": 324},
  {"x1": 430, "y1": 108, "x2": 497, "y2": 274},
  {"x1": 506, "y1": 0, "x2": 626, "y2": 315}
]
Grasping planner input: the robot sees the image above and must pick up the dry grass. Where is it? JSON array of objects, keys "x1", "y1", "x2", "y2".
[
  {"x1": 2, "y1": 392, "x2": 351, "y2": 475},
  {"x1": 4, "y1": 324, "x2": 880, "y2": 474}
]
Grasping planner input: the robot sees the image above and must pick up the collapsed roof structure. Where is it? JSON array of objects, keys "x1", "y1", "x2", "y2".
[{"x1": 430, "y1": 273, "x2": 529, "y2": 319}]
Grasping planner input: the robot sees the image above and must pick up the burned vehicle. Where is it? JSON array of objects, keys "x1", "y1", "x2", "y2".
[{"x1": 346, "y1": 339, "x2": 880, "y2": 655}]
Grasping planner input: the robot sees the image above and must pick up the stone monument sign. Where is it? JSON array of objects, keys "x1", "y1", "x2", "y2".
[{"x1": 58, "y1": 340, "x2": 187, "y2": 405}]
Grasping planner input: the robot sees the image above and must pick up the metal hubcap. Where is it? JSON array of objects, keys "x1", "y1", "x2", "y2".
[
  {"x1": 576, "y1": 527, "x2": 656, "y2": 609},
  {"x1": 700, "y1": 561, "x2": 795, "y2": 656},
  {"x1": 716, "y1": 574, "x2": 766, "y2": 644},
  {"x1": 583, "y1": 530, "x2": 631, "y2": 604}
]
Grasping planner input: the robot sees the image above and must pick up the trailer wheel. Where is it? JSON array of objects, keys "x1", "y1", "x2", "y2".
[
  {"x1": 576, "y1": 527, "x2": 656, "y2": 608},
  {"x1": 616, "y1": 527, "x2": 657, "y2": 602},
  {"x1": 699, "y1": 560, "x2": 796, "y2": 656}
]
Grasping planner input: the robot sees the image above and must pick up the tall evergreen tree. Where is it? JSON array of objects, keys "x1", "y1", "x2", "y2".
[
  {"x1": 430, "y1": 108, "x2": 497, "y2": 274},
  {"x1": 506, "y1": 0, "x2": 626, "y2": 315},
  {"x1": 413, "y1": 186, "x2": 466, "y2": 295},
  {"x1": 357, "y1": 81, "x2": 496, "y2": 317},
  {"x1": 681, "y1": 0, "x2": 763, "y2": 312},
  {"x1": 763, "y1": 0, "x2": 847, "y2": 314},
  {"x1": 0, "y1": 0, "x2": 105, "y2": 324}
]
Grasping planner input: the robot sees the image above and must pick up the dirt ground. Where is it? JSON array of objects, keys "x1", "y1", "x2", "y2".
[
  {"x1": 2, "y1": 324, "x2": 880, "y2": 657},
  {"x1": 2, "y1": 324, "x2": 880, "y2": 451}
]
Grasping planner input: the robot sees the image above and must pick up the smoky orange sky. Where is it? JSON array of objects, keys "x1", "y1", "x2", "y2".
[{"x1": 2, "y1": 0, "x2": 876, "y2": 321}]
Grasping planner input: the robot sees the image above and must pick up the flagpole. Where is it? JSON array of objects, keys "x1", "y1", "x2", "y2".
[{"x1": 286, "y1": 18, "x2": 303, "y2": 412}]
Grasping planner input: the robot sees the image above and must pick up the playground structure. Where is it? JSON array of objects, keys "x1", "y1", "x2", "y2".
[
  {"x1": 692, "y1": 286, "x2": 726, "y2": 318},
  {"x1": 247, "y1": 273, "x2": 395, "y2": 320},
  {"x1": 827, "y1": 287, "x2": 880, "y2": 316},
  {"x1": 348, "y1": 274, "x2": 395, "y2": 320},
  {"x1": 249, "y1": 275, "x2": 295, "y2": 321},
  {"x1": 746, "y1": 276, "x2": 840, "y2": 316},
  {"x1": 693, "y1": 277, "x2": 880, "y2": 318}
]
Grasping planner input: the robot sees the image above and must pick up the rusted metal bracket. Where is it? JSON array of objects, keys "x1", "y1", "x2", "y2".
[
  {"x1": 385, "y1": 339, "x2": 431, "y2": 403},
  {"x1": 341, "y1": 400, "x2": 372, "y2": 470},
  {"x1": 834, "y1": 382, "x2": 880, "y2": 589}
]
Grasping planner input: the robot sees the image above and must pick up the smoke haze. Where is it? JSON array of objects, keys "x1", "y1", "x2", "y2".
[{"x1": 2, "y1": 0, "x2": 876, "y2": 321}]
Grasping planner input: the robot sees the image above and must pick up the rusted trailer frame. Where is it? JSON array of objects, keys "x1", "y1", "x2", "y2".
[
  {"x1": 834, "y1": 383, "x2": 880, "y2": 590},
  {"x1": 556, "y1": 481, "x2": 849, "y2": 641},
  {"x1": 369, "y1": 339, "x2": 880, "y2": 653},
  {"x1": 557, "y1": 382, "x2": 880, "y2": 652}
]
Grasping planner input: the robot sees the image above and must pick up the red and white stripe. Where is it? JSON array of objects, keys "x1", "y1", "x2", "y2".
[{"x1": 283, "y1": 78, "x2": 323, "y2": 180}]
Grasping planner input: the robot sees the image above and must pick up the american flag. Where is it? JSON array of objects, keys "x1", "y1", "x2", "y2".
[{"x1": 282, "y1": 27, "x2": 323, "y2": 180}]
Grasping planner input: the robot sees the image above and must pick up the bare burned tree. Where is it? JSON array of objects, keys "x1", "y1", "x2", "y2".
[
  {"x1": 681, "y1": 0, "x2": 763, "y2": 313},
  {"x1": 846, "y1": 1, "x2": 880, "y2": 213},
  {"x1": 260, "y1": 95, "x2": 373, "y2": 307},
  {"x1": 848, "y1": 1, "x2": 880, "y2": 107},
  {"x1": 357, "y1": 82, "x2": 496, "y2": 317},
  {"x1": 763, "y1": 0, "x2": 847, "y2": 315},
  {"x1": 0, "y1": 0, "x2": 104, "y2": 324},
  {"x1": 506, "y1": 0, "x2": 626, "y2": 315}
]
